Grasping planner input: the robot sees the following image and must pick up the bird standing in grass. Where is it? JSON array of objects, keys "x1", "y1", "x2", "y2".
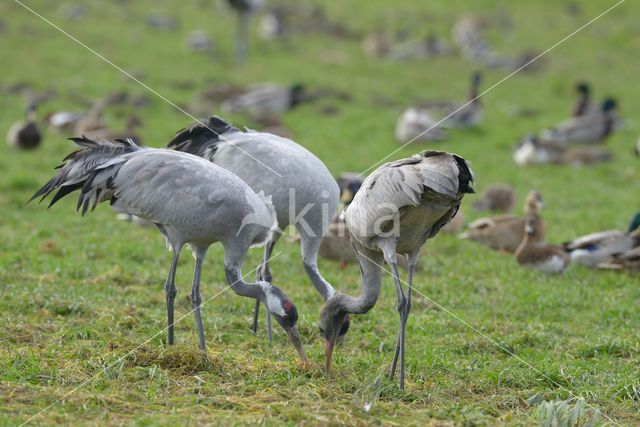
[
  {"x1": 169, "y1": 116, "x2": 346, "y2": 342},
  {"x1": 227, "y1": 0, "x2": 264, "y2": 61},
  {"x1": 319, "y1": 151, "x2": 475, "y2": 389},
  {"x1": 7, "y1": 103, "x2": 41, "y2": 150},
  {"x1": 30, "y1": 137, "x2": 307, "y2": 361}
]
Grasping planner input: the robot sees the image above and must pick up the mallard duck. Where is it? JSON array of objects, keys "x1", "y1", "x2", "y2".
[
  {"x1": 572, "y1": 82, "x2": 594, "y2": 117},
  {"x1": 472, "y1": 184, "x2": 516, "y2": 212},
  {"x1": 516, "y1": 213, "x2": 570, "y2": 274},
  {"x1": 564, "y1": 213, "x2": 640, "y2": 267},
  {"x1": 442, "y1": 72, "x2": 483, "y2": 128},
  {"x1": 513, "y1": 134, "x2": 565, "y2": 166},
  {"x1": 395, "y1": 107, "x2": 447, "y2": 144},
  {"x1": 597, "y1": 246, "x2": 640, "y2": 272},
  {"x1": 459, "y1": 190, "x2": 544, "y2": 252},
  {"x1": 7, "y1": 103, "x2": 42, "y2": 150},
  {"x1": 541, "y1": 98, "x2": 618, "y2": 147},
  {"x1": 221, "y1": 82, "x2": 305, "y2": 119}
]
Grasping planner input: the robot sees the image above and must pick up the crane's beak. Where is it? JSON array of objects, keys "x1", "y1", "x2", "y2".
[
  {"x1": 285, "y1": 325, "x2": 309, "y2": 364},
  {"x1": 325, "y1": 339, "x2": 335, "y2": 372}
]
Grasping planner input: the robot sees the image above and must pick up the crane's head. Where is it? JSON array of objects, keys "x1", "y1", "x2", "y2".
[
  {"x1": 318, "y1": 294, "x2": 351, "y2": 372},
  {"x1": 259, "y1": 282, "x2": 308, "y2": 363}
]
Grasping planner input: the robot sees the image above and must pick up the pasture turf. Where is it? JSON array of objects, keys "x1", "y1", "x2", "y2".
[{"x1": 1, "y1": 0, "x2": 638, "y2": 425}]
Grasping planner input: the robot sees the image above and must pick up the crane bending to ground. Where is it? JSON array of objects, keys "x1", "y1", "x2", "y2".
[
  {"x1": 30, "y1": 137, "x2": 307, "y2": 361},
  {"x1": 319, "y1": 151, "x2": 475, "y2": 389},
  {"x1": 168, "y1": 116, "x2": 349, "y2": 342}
]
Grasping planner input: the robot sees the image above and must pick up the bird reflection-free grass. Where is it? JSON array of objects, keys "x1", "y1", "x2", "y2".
[{"x1": 1, "y1": 0, "x2": 639, "y2": 425}]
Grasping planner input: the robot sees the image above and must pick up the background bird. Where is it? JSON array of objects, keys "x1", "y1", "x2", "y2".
[
  {"x1": 515, "y1": 213, "x2": 570, "y2": 274},
  {"x1": 460, "y1": 190, "x2": 544, "y2": 252},
  {"x1": 227, "y1": 0, "x2": 265, "y2": 61},
  {"x1": 7, "y1": 103, "x2": 41, "y2": 150},
  {"x1": 168, "y1": 116, "x2": 347, "y2": 342},
  {"x1": 563, "y1": 213, "x2": 640, "y2": 267},
  {"x1": 319, "y1": 150, "x2": 475, "y2": 389},
  {"x1": 472, "y1": 184, "x2": 516, "y2": 213},
  {"x1": 30, "y1": 137, "x2": 307, "y2": 361}
]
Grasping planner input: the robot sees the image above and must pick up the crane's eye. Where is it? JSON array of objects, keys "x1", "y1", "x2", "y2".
[{"x1": 318, "y1": 326, "x2": 325, "y2": 335}]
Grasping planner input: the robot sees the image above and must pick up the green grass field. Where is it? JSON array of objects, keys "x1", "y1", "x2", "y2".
[{"x1": 1, "y1": 0, "x2": 639, "y2": 425}]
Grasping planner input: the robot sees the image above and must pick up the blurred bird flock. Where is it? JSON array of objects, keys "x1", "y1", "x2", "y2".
[{"x1": 1, "y1": 0, "x2": 639, "y2": 425}]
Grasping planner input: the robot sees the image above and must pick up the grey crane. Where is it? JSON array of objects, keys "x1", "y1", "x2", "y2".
[
  {"x1": 30, "y1": 137, "x2": 307, "y2": 361},
  {"x1": 226, "y1": 0, "x2": 264, "y2": 61},
  {"x1": 168, "y1": 116, "x2": 349, "y2": 342},
  {"x1": 319, "y1": 151, "x2": 475, "y2": 389}
]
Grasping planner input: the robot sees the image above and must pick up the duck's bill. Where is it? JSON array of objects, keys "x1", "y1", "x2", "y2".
[
  {"x1": 325, "y1": 339, "x2": 335, "y2": 372},
  {"x1": 285, "y1": 325, "x2": 308, "y2": 363}
]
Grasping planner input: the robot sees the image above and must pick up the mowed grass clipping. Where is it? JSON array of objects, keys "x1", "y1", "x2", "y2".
[{"x1": 1, "y1": 0, "x2": 639, "y2": 425}]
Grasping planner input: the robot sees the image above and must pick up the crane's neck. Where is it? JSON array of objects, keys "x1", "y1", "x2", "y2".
[
  {"x1": 334, "y1": 247, "x2": 384, "y2": 315},
  {"x1": 304, "y1": 261, "x2": 336, "y2": 301},
  {"x1": 224, "y1": 265, "x2": 264, "y2": 301}
]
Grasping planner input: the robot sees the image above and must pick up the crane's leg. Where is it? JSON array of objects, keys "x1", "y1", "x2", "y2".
[
  {"x1": 190, "y1": 252, "x2": 206, "y2": 351},
  {"x1": 388, "y1": 262, "x2": 408, "y2": 389},
  {"x1": 390, "y1": 253, "x2": 418, "y2": 385},
  {"x1": 165, "y1": 249, "x2": 181, "y2": 346},
  {"x1": 252, "y1": 238, "x2": 278, "y2": 342},
  {"x1": 236, "y1": 11, "x2": 250, "y2": 62}
]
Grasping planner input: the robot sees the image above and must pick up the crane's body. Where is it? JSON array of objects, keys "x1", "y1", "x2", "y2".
[
  {"x1": 169, "y1": 117, "x2": 344, "y2": 340},
  {"x1": 31, "y1": 137, "x2": 306, "y2": 360},
  {"x1": 320, "y1": 151, "x2": 475, "y2": 389}
]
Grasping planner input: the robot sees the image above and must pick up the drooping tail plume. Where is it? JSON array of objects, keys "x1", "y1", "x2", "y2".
[{"x1": 29, "y1": 137, "x2": 141, "y2": 214}]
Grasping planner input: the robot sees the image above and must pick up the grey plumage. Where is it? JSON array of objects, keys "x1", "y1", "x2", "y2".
[
  {"x1": 319, "y1": 151, "x2": 475, "y2": 389},
  {"x1": 169, "y1": 116, "x2": 344, "y2": 340},
  {"x1": 31, "y1": 137, "x2": 307, "y2": 361}
]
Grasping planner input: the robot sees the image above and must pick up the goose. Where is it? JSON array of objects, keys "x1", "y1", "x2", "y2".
[
  {"x1": 459, "y1": 190, "x2": 544, "y2": 252},
  {"x1": 541, "y1": 98, "x2": 618, "y2": 147},
  {"x1": 516, "y1": 213, "x2": 570, "y2": 274},
  {"x1": 472, "y1": 184, "x2": 516, "y2": 213},
  {"x1": 221, "y1": 82, "x2": 305, "y2": 120},
  {"x1": 30, "y1": 137, "x2": 307, "y2": 360},
  {"x1": 7, "y1": 103, "x2": 42, "y2": 150},
  {"x1": 168, "y1": 116, "x2": 346, "y2": 342},
  {"x1": 564, "y1": 213, "x2": 640, "y2": 267},
  {"x1": 319, "y1": 150, "x2": 475, "y2": 389},
  {"x1": 395, "y1": 107, "x2": 447, "y2": 144}
]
